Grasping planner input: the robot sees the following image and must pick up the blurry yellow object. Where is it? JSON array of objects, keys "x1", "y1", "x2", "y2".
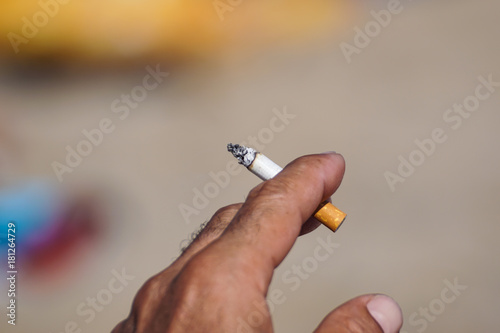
[{"x1": 0, "y1": 0, "x2": 352, "y2": 64}]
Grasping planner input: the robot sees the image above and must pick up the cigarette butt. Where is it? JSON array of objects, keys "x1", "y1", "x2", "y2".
[
  {"x1": 228, "y1": 143, "x2": 347, "y2": 233},
  {"x1": 313, "y1": 201, "x2": 346, "y2": 232}
]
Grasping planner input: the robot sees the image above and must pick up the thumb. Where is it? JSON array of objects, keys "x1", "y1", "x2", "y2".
[{"x1": 314, "y1": 294, "x2": 403, "y2": 333}]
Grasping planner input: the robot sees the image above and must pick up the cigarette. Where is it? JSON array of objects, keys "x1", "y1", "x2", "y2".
[{"x1": 227, "y1": 143, "x2": 346, "y2": 232}]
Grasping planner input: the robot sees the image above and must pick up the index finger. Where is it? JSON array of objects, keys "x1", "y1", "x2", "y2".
[{"x1": 204, "y1": 152, "x2": 345, "y2": 292}]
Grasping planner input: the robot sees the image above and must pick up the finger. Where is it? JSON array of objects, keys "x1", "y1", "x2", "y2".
[
  {"x1": 180, "y1": 203, "x2": 243, "y2": 260},
  {"x1": 314, "y1": 294, "x2": 403, "y2": 333},
  {"x1": 114, "y1": 204, "x2": 242, "y2": 332},
  {"x1": 202, "y1": 152, "x2": 345, "y2": 291},
  {"x1": 160, "y1": 203, "x2": 242, "y2": 280}
]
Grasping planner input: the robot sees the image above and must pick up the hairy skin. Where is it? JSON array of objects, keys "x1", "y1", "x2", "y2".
[{"x1": 112, "y1": 153, "x2": 402, "y2": 333}]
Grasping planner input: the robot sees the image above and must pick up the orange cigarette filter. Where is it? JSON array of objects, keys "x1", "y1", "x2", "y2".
[{"x1": 314, "y1": 201, "x2": 346, "y2": 232}]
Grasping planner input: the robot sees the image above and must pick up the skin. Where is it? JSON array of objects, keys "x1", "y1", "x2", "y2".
[{"x1": 112, "y1": 152, "x2": 402, "y2": 332}]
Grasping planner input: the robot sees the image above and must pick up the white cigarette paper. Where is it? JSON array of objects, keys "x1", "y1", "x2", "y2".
[{"x1": 249, "y1": 153, "x2": 284, "y2": 181}]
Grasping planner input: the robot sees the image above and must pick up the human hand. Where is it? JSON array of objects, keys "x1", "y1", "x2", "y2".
[{"x1": 112, "y1": 152, "x2": 403, "y2": 332}]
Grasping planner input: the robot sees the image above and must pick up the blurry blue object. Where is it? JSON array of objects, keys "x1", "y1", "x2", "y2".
[{"x1": 0, "y1": 180, "x2": 64, "y2": 251}]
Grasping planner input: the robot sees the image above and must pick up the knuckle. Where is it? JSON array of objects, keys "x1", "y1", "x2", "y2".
[
  {"x1": 140, "y1": 275, "x2": 165, "y2": 296},
  {"x1": 212, "y1": 203, "x2": 242, "y2": 222},
  {"x1": 132, "y1": 276, "x2": 164, "y2": 310},
  {"x1": 112, "y1": 318, "x2": 135, "y2": 333},
  {"x1": 126, "y1": 274, "x2": 174, "y2": 331},
  {"x1": 196, "y1": 204, "x2": 242, "y2": 241}
]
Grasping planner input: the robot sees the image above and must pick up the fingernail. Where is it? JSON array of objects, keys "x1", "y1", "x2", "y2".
[
  {"x1": 321, "y1": 151, "x2": 337, "y2": 155},
  {"x1": 367, "y1": 295, "x2": 403, "y2": 333}
]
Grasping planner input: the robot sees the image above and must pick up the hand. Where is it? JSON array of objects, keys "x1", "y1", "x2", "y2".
[{"x1": 112, "y1": 152, "x2": 403, "y2": 332}]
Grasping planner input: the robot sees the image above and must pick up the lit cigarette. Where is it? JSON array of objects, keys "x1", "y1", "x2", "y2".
[{"x1": 227, "y1": 143, "x2": 346, "y2": 232}]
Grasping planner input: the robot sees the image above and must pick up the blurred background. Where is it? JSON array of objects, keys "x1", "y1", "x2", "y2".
[{"x1": 0, "y1": 0, "x2": 499, "y2": 332}]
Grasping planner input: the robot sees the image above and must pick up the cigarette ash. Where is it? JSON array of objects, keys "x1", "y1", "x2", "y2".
[{"x1": 227, "y1": 143, "x2": 256, "y2": 167}]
